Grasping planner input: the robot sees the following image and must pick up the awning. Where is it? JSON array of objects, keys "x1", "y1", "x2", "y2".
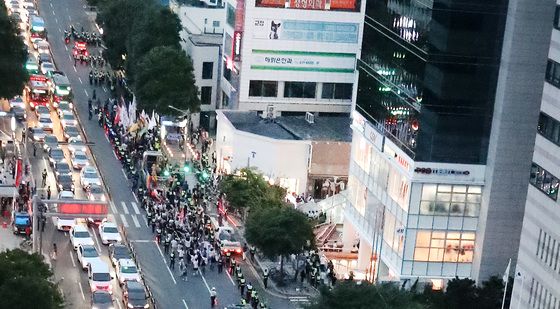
[{"x1": 0, "y1": 186, "x2": 19, "y2": 198}]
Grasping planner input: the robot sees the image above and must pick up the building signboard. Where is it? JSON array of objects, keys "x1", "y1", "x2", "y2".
[
  {"x1": 252, "y1": 19, "x2": 359, "y2": 44},
  {"x1": 364, "y1": 121, "x2": 384, "y2": 151},
  {"x1": 414, "y1": 168, "x2": 470, "y2": 176},
  {"x1": 250, "y1": 49, "x2": 356, "y2": 73},
  {"x1": 255, "y1": 0, "x2": 359, "y2": 11},
  {"x1": 232, "y1": 31, "x2": 243, "y2": 61}
]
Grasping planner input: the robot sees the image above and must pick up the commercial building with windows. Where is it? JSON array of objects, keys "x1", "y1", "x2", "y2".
[
  {"x1": 170, "y1": 0, "x2": 224, "y2": 131},
  {"x1": 219, "y1": 0, "x2": 365, "y2": 115},
  {"x1": 510, "y1": 4, "x2": 560, "y2": 308},
  {"x1": 342, "y1": 0, "x2": 554, "y2": 286}
]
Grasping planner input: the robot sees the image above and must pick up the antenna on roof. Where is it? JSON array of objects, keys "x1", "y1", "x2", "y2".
[{"x1": 305, "y1": 112, "x2": 314, "y2": 124}]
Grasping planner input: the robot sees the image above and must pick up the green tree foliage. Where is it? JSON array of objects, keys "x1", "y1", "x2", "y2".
[
  {"x1": 134, "y1": 46, "x2": 199, "y2": 115},
  {"x1": 0, "y1": 249, "x2": 63, "y2": 308},
  {"x1": 444, "y1": 277, "x2": 478, "y2": 309},
  {"x1": 0, "y1": 2, "x2": 27, "y2": 99},
  {"x1": 308, "y1": 281, "x2": 425, "y2": 309},
  {"x1": 126, "y1": 7, "x2": 181, "y2": 78},
  {"x1": 220, "y1": 168, "x2": 286, "y2": 211},
  {"x1": 245, "y1": 205, "x2": 314, "y2": 280}
]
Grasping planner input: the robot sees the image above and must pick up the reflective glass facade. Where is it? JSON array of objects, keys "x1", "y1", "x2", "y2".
[{"x1": 356, "y1": 0, "x2": 508, "y2": 164}]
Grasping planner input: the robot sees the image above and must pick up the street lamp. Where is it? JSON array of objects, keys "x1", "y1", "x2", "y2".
[{"x1": 10, "y1": 116, "x2": 16, "y2": 133}]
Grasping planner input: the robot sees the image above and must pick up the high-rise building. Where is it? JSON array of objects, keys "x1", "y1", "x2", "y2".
[
  {"x1": 342, "y1": 0, "x2": 553, "y2": 286},
  {"x1": 510, "y1": 4, "x2": 560, "y2": 308},
  {"x1": 219, "y1": 0, "x2": 365, "y2": 115}
]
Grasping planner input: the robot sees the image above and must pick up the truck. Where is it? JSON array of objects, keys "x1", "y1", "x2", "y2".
[
  {"x1": 25, "y1": 75, "x2": 51, "y2": 110},
  {"x1": 13, "y1": 212, "x2": 31, "y2": 235},
  {"x1": 55, "y1": 202, "x2": 108, "y2": 231},
  {"x1": 30, "y1": 15, "x2": 45, "y2": 39},
  {"x1": 216, "y1": 226, "x2": 243, "y2": 255},
  {"x1": 49, "y1": 72, "x2": 72, "y2": 106}
]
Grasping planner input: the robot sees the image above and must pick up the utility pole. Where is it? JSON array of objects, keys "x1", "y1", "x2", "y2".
[{"x1": 32, "y1": 194, "x2": 38, "y2": 253}]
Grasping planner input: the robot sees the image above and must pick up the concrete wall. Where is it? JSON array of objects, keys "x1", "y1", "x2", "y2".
[{"x1": 472, "y1": 0, "x2": 555, "y2": 282}]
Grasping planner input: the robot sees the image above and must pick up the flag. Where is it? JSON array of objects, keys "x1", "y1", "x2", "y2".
[
  {"x1": 502, "y1": 258, "x2": 511, "y2": 283},
  {"x1": 129, "y1": 95, "x2": 137, "y2": 124},
  {"x1": 114, "y1": 105, "x2": 121, "y2": 125}
]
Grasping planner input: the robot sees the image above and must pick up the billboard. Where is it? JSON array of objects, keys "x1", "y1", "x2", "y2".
[
  {"x1": 250, "y1": 49, "x2": 356, "y2": 73},
  {"x1": 255, "y1": 0, "x2": 358, "y2": 11},
  {"x1": 252, "y1": 19, "x2": 359, "y2": 44},
  {"x1": 232, "y1": 31, "x2": 243, "y2": 61}
]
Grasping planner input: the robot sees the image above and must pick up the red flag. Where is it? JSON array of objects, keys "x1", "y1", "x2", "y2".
[
  {"x1": 114, "y1": 106, "x2": 121, "y2": 125},
  {"x1": 15, "y1": 159, "x2": 22, "y2": 187}
]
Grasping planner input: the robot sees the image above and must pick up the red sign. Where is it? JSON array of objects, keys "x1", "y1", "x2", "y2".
[
  {"x1": 330, "y1": 0, "x2": 357, "y2": 10},
  {"x1": 290, "y1": 0, "x2": 326, "y2": 10},
  {"x1": 232, "y1": 31, "x2": 242, "y2": 62},
  {"x1": 59, "y1": 203, "x2": 108, "y2": 215},
  {"x1": 255, "y1": 0, "x2": 285, "y2": 7}
]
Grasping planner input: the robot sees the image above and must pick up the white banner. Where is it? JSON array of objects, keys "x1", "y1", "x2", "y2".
[{"x1": 250, "y1": 50, "x2": 356, "y2": 73}]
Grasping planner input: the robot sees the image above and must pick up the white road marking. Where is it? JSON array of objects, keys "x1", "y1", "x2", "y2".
[
  {"x1": 131, "y1": 202, "x2": 140, "y2": 214},
  {"x1": 84, "y1": 89, "x2": 88, "y2": 96},
  {"x1": 68, "y1": 15, "x2": 71, "y2": 21},
  {"x1": 225, "y1": 268, "x2": 236, "y2": 286},
  {"x1": 156, "y1": 244, "x2": 177, "y2": 284},
  {"x1": 129, "y1": 240, "x2": 153, "y2": 243},
  {"x1": 52, "y1": 10, "x2": 55, "y2": 16},
  {"x1": 77, "y1": 280, "x2": 86, "y2": 301},
  {"x1": 78, "y1": 77, "x2": 82, "y2": 84},
  {"x1": 121, "y1": 168, "x2": 127, "y2": 178},
  {"x1": 110, "y1": 201, "x2": 117, "y2": 213},
  {"x1": 57, "y1": 28, "x2": 61, "y2": 33},
  {"x1": 198, "y1": 270, "x2": 211, "y2": 293},
  {"x1": 73, "y1": 66, "x2": 77, "y2": 72},
  {"x1": 133, "y1": 193, "x2": 139, "y2": 203},
  {"x1": 121, "y1": 202, "x2": 129, "y2": 214},
  {"x1": 182, "y1": 299, "x2": 189, "y2": 309},
  {"x1": 65, "y1": 45, "x2": 68, "y2": 51},
  {"x1": 50, "y1": 2, "x2": 53, "y2": 7},
  {"x1": 69, "y1": 251, "x2": 76, "y2": 267},
  {"x1": 119, "y1": 214, "x2": 129, "y2": 227},
  {"x1": 143, "y1": 217, "x2": 149, "y2": 227},
  {"x1": 131, "y1": 215, "x2": 140, "y2": 228},
  {"x1": 68, "y1": 54, "x2": 72, "y2": 60},
  {"x1": 55, "y1": 18, "x2": 58, "y2": 24},
  {"x1": 92, "y1": 226, "x2": 102, "y2": 251}
]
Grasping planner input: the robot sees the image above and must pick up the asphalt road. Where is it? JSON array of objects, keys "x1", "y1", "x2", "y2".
[{"x1": 19, "y1": 0, "x2": 300, "y2": 308}]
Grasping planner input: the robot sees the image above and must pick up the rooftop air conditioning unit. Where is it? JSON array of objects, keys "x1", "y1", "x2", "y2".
[{"x1": 305, "y1": 112, "x2": 315, "y2": 124}]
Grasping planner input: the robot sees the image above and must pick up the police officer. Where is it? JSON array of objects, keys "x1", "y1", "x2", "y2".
[
  {"x1": 251, "y1": 290, "x2": 259, "y2": 309},
  {"x1": 245, "y1": 282, "x2": 253, "y2": 302},
  {"x1": 169, "y1": 250, "x2": 176, "y2": 269},
  {"x1": 239, "y1": 276, "x2": 246, "y2": 296},
  {"x1": 230, "y1": 258, "x2": 236, "y2": 275},
  {"x1": 89, "y1": 70, "x2": 93, "y2": 85}
]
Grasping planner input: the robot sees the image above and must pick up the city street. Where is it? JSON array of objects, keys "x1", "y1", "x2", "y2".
[{"x1": 16, "y1": 0, "x2": 299, "y2": 308}]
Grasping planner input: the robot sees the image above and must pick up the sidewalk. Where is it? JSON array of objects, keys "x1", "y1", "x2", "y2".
[{"x1": 0, "y1": 218, "x2": 22, "y2": 251}]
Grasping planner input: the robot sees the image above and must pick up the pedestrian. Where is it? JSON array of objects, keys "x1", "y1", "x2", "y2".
[
  {"x1": 41, "y1": 169, "x2": 47, "y2": 187},
  {"x1": 242, "y1": 243, "x2": 248, "y2": 261},
  {"x1": 217, "y1": 255, "x2": 223, "y2": 273},
  {"x1": 33, "y1": 142, "x2": 37, "y2": 157},
  {"x1": 47, "y1": 186, "x2": 51, "y2": 199},
  {"x1": 40, "y1": 215, "x2": 46, "y2": 232},
  {"x1": 92, "y1": 89, "x2": 97, "y2": 100},
  {"x1": 263, "y1": 268, "x2": 269, "y2": 289},
  {"x1": 170, "y1": 251, "x2": 176, "y2": 269}
]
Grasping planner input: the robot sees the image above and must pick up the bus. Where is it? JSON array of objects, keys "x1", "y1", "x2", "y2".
[
  {"x1": 26, "y1": 75, "x2": 51, "y2": 110},
  {"x1": 25, "y1": 54, "x2": 40, "y2": 75},
  {"x1": 30, "y1": 15, "x2": 45, "y2": 39},
  {"x1": 50, "y1": 72, "x2": 72, "y2": 106}
]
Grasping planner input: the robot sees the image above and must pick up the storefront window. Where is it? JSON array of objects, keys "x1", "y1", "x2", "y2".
[
  {"x1": 353, "y1": 135, "x2": 372, "y2": 173},
  {"x1": 420, "y1": 184, "x2": 481, "y2": 217},
  {"x1": 414, "y1": 230, "x2": 475, "y2": 263},
  {"x1": 383, "y1": 211, "x2": 404, "y2": 257},
  {"x1": 348, "y1": 175, "x2": 367, "y2": 216}
]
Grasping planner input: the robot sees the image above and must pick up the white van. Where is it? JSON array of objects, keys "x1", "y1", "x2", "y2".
[{"x1": 88, "y1": 259, "x2": 113, "y2": 294}]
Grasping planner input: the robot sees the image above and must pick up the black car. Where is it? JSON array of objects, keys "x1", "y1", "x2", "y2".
[
  {"x1": 48, "y1": 148, "x2": 65, "y2": 166},
  {"x1": 123, "y1": 281, "x2": 149, "y2": 309},
  {"x1": 29, "y1": 127, "x2": 46, "y2": 142},
  {"x1": 43, "y1": 134, "x2": 59, "y2": 152},
  {"x1": 54, "y1": 161, "x2": 72, "y2": 177},
  {"x1": 10, "y1": 106, "x2": 26, "y2": 121},
  {"x1": 109, "y1": 243, "x2": 131, "y2": 266},
  {"x1": 56, "y1": 174, "x2": 74, "y2": 193},
  {"x1": 91, "y1": 290, "x2": 114, "y2": 309}
]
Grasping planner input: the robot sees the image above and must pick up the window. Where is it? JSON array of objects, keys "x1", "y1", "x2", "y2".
[
  {"x1": 322, "y1": 83, "x2": 353, "y2": 100},
  {"x1": 545, "y1": 59, "x2": 560, "y2": 88},
  {"x1": 529, "y1": 278, "x2": 558, "y2": 309},
  {"x1": 555, "y1": 6, "x2": 560, "y2": 30},
  {"x1": 200, "y1": 86, "x2": 212, "y2": 105},
  {"x1": 226, "y1": 4, "x2": 235, "y2": 27},
  {"x1": 414, "y1": 230, "x2": 475, "y2": 263},
  {"x1": 213, "y1": 20, "x2": 220, "y2": 28},
  {"x1": 221, "y1": 91, "x2": 229, "y2": 107},
  {"x1": 249, "y1": 80, "x2": 278, "y2": 97},
  {"x1": 538, "y1": 112, "x2": 560, "y2": 145},
  {"x1": 284, "y1": 82, "x2": 316, "y2": 98},
  {"x1": 536, "y1": 228, "x2": 560, "y2": 274},
  {"x1": 202, "y1": 62, "x2": 213, "y2": 79},
  {"x1": 223, "y1": 60, "x2": 232, "y2": 82},
  {"x1": 419, "y1": 184, "x2": 481, "y2": 217},
  {"x1": 529, "y1": 163, "x2": 559, "y2": 201}
]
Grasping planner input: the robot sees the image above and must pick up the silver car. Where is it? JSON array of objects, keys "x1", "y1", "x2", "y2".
[{"x1": 71, "y1": 150, "x2": 89, "y2": 170}]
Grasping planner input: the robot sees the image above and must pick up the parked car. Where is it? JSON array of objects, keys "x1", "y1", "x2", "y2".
[
  {"x1": 48, "y1": 148, "x2": 65, "y2": 166},
  {"x1": 63, "y1": 125, "x2": 80, "y2": 141},
  {"x1": 90, "y1": 290, "x2": 114, "y2": 308},
  {"x1": 98, "y1": 221, "x2": 121, "y2": 245},
  {"x1": 109, "y1": 243, "x2": 132, "y2": 267},
  {"x1": 80, "y1": 166, "x2": 101, "y2": 189},
  {"x1": 56, "y1": 173, "x2": 74, "y2": 193},
  {"x1": 37, "y1": 116, "x2": 53, "y2": 131},
  {"x1": 68, "y1": 137, "x2": 86, "y2": 153},
  {"x1": 29, "y1": 127, "x2": 46, "y2": 142},
  {"x1": 71, "y1": 150, "x2": 89, "y2": 170},
  {"x1": 122, "y1": 280, "x2": 149, "y2": 309},
  {"x1": 43, "y1": 134, "x2": 59, "y2": 152},
  {"x1": 86, "y1": 184, "x2": 106, "y2": 202},
  {"x1": 76, "y1": 244, "x2": 101, "y2": 270},
  {"x1": 69, "y1": 224, "x2": 94, "y2": 250}
]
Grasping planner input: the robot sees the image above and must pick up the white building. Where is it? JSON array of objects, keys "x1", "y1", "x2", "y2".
[
  {"x1": 220, "y1": 0, "x2": 365, "y2": 115},
  {"x1": 510, "y1": 4, "x2": 560, "y2": 308},
  {"x1": 215, "y1": 110, "x2": 351, "y2": 197},
  {"x1": 171, "y1": 0, "x2": 225, "y2": 130},
  {"x1": 340, "y1": 0, "x2": 553, "y2": 287}
]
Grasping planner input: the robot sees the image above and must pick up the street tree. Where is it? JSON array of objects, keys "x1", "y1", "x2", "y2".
[
  {"x1": 245, "y1": 205, "x2": 314, "y2": 282},
  {"x1": 134, "y1": 46, "x2": 199, "y2": 115},
  {"x1": 0, "y1": 2, "x2": 28, "y2": 99},
  {"x1": 443, "y1": 277, "x2": 478, "y2": 309},
  {"x1": 126, "y1": 7, "x2": 181, "y2": 79},
  {"x1": 97, "y1": 0, "x2": 154, "y2": 68},
  {"x1": 308, "y1": 281, "x2": 425, "y2": 309},
  {"x1": 0, "y1": 249, "x2": 63, "y2": 308}
]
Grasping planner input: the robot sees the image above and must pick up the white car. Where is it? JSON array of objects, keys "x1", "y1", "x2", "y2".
[
  {"x1": 77, "y1": 244, "x2": 101, "y2": 270},
  {"x1": 98, "y1": 221, "x2": 121, "y2": 245},
  {"x1": 35, "y1": 105, "x2": 50, "y2": 118},
  {"x1": 9, "y1": 96, "x2": 25, "y2": 109},
  {"x1": 37, "y1": 116, "x2": 54, "y2": 131},
  {"x1": 80, "y1": 166, "x2": 101, "y2": 189},
  {"x1": 115, "y1": 259, "x2": 141, "y2": 285},
  {"x1": 71, "y1": 150, "x2": 89, "y2": 170},
  {"x1": 68, "y1": 137, "x2": 87, "y2": 153},
  {"x1": 37, "y1": 40, "x2": 49, "y2": 54},
  {"x1": 57, "y1": 101, "x2": 74, "y2": 117},
  {"x1": 87, "y1": 184, "x2": 106, "y2": 202},
  {"x1": 40, "y1": 62, "x2": 55, "y2": 75},
  {"x1": 31, "y1": 37, "x2": 43, "y2": 50},
  {"x1": 58, "y1": 190, "x2": 74, "y2": 199},
  {"x1": 60, "y1": 113, "x2": 77, "y2": 128},
  {"x1": 70, "y1": 225, "x2": 95, "y2": 250}
]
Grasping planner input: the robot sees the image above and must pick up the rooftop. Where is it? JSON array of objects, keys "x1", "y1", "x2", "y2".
[
  {"x1": 221, "y1": 111, "x2": 352, "y2": 142},
  {"x1": 189, "y1": 34, "x2": 223, "y2": 46}
]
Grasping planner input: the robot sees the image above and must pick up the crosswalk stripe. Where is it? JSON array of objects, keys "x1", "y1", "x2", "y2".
[
  {"x1": 131, "y1": 215, "x2": 140, "y2": 228},
  {"x1": 121, "y1": 202, "x2": 129, "y2": 214},
  {"x1": 131, "y1": 202, "x2": 141, "y2": 215},
  {"x1": 119, "y1": 214, "x2": 129, "y2": 228},
  {"x1": 110, "y1": 201, "x2": 117, "y2": 214}
]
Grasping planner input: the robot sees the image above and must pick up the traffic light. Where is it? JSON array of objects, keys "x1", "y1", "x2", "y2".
[{"x1": 183, "y1": 163, "x2": 191, "y2": 173}]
